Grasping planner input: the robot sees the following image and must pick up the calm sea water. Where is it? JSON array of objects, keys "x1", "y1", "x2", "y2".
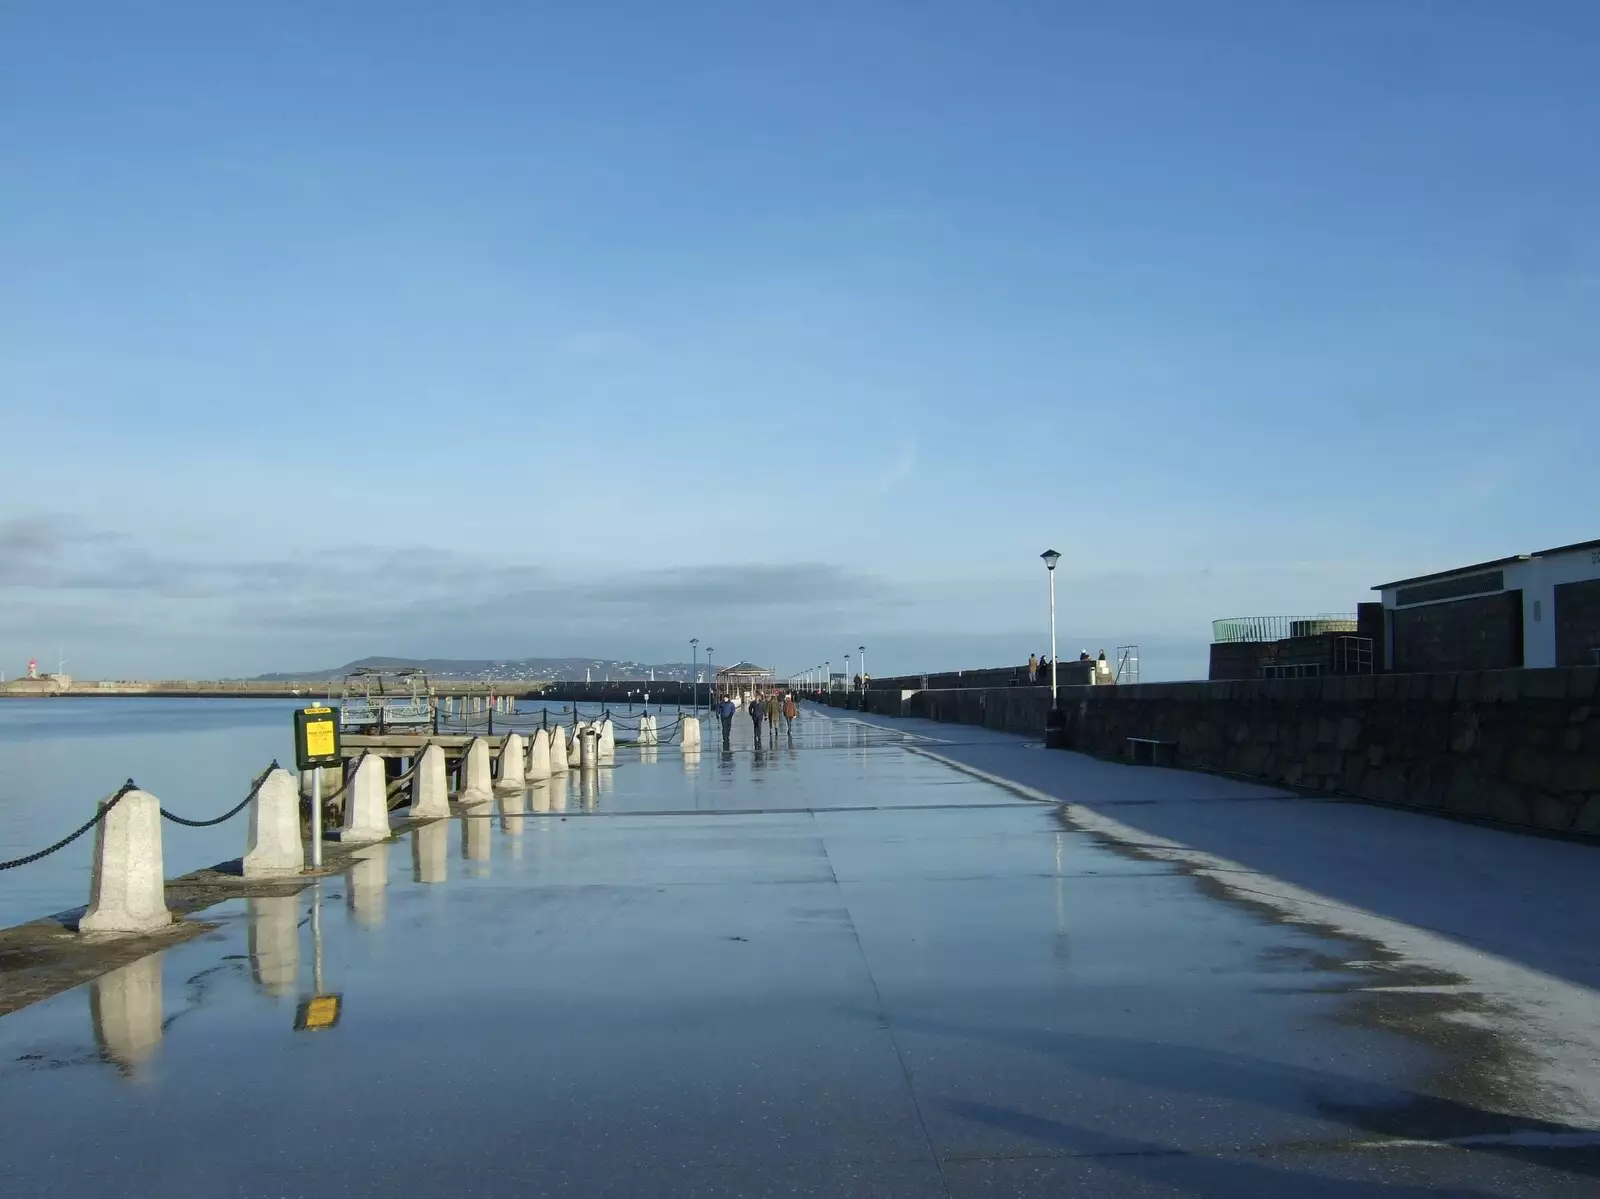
[{"x1": 0, "y1": 699, "x2": 303, "y2": 928}]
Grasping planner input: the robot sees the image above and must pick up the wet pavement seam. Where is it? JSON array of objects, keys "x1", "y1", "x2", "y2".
[{"x1": 815, "y1": 816, "x2": 956, "y2": 1199}]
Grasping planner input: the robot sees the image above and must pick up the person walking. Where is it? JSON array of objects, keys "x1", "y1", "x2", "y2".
[
  {"x1": 764, "y1": 693, "x2": 780, "y2": 745},
  {"x1": 782, "y1": 693, "x2": 797, "y2": 734},
  {"x1": 748, "y1": 695, "x2": 765, "y2": 742},
  {"x1": 717, "y1": 695, "x2": 736, "y2": 743}
]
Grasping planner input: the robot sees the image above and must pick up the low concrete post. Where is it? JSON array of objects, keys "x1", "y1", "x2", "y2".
[
  {"x1": 411, "y1": 744, "x2": 449, "y2": 819},
  {"x1": 527, "y1": 728, "x2": 552, "y2": 781},
  {"x1": 243, "y1": 767, "x2": 304, "y2": 877},
  {"x1": 549, "y1": 725, "x2": 570, "y2": 775},
  {"x1": 459, "y1": 736, "x2": 494, "y2": 805},
  {"x1": 567, "y1": 726, "x2": 583, "y2": 768},
  {"x1": 579, "y1": 725, "x2": 599, "y2": 771},
  {"x1": 81, "y1": 788, "x2": 171, "y2": 936},
  {"x1": 340, "y1": 754, "x2": 390, "y2": 844},
  {"x1": 682, "y1": 716, "x2": 702, "y2": 751},
  {"x1": 499, "y1": 732, "x2": 526, "y2": 787},
  {"x1": 598, "y1": 719, "x2": 616, "y2": 757}
]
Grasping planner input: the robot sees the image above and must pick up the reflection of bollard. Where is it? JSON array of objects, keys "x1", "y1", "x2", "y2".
[
  {"x1": 682, "y1": 717, "x2": 702, "y2": 751},
  {"x1": 548, "y1": 726, "x2": 570, "y2": 775},
  {"x1": 81, "y1": 788, "x2": 171, "y2": 936},
  {"x1": 247, "y1": 895, "x2": 300, "y2": 997},
  {"x1": 459, "y1": 737, "x2": 494, "y2": 805},
  {"x1": 579, "y1": 726, "x2": 600, "y2": 771},
  {"x1": 341, "y1": 755, "x2": 390, "y2": 844},
  {"x1": 528, "y1": 780, "x2": 552, "y2": 814},
  {"x1": 411, "y1": 744, "x2": 449, "y2": 819},
  {"x1": 683, "y1": 749, "x2": 701, "y2": 773},
  {"x1": 412, "y1": 819, "x2": 448, "y2": 883},
  {"x1": 499, "y1": 733, "x2": 526, "y2": 788},
  {"x1": 527, "y1": 729, "x2": 552, "y2": 781},
  {"x1": 499, "y1": 787, "x2": 526, "y2": 836},
  {"x1": 90, "y1": 953, "x2": 164, "y2": 1071},
  {"x1": 244, "y1": 768, "x2": 304, "y2": 877},
  {"x1": 462, "y1": 811, "x2": 491, "y2": 867},
  {"x1": 347, "y1": 841, "x2": 390, "y2": 927},
  {"x1": 641, "y1": 745, "x2": 659, "y2": 766},
  {"x1": 549, "y1": 772, "x2": 569, "y2": 813}
]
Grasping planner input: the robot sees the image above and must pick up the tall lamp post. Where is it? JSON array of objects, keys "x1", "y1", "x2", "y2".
[
  {"x1": 858, "y1": 645, "x2": 866, "y2": 692},
  {"x1": 706, "y1": 647, "x2": 715, "y2": 702},
  {"x1": 826, "y1": 660, "x2": 831, "y2": 695},
  {"x1": 1041, "y1": 550, "x2": 1061, "y2": 704},
  {"x1": 690, "y1": 638, "x2": 699, "y2": 715}
]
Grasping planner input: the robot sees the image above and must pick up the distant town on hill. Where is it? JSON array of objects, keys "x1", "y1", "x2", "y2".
[{"x1": 250, "y1": 656, "x2": 714, "y2": 684}]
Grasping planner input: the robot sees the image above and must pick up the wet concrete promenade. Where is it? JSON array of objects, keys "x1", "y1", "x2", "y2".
[{"x1": 2, "y1": 707, "x2": 1599, "y2": 1196}]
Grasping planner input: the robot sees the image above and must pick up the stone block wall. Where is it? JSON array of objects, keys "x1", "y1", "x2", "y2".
[
  {"x1": 844, "y1": 668, "x2": 1600, "y2": 836},
  {"x1": 1391, "y1": 591, "x2": 1523, "y2": 672},
  {"x1": 1555, "y1": 578, "x2": 1600, "y2": 667}
]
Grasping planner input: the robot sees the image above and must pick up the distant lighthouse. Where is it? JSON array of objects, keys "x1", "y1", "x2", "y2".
[{"x1": 27, "y1": 657, "x2": 38, "y2": 680}]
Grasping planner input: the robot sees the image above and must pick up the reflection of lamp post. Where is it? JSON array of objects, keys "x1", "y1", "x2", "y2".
[
  {"x1": 690, "y1": 638, "x2": 699, "y2": 716},
  {"x1": 1041, "y1": 550, "x2": 1061, "y2": 704}
]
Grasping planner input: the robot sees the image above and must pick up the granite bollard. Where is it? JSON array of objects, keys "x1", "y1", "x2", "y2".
[
  {"x1": 243, "y1": 767, "x2": 304, "y2": 877},
  {"x1": 80, "y1": 788, "x2": 171, "y2": 936},
  {"x1": 340, "y1": 754, "x2": 390, "y2": 843},
  {"x1": 411, "y1": 744, "x2": 449, "y2": 819}
]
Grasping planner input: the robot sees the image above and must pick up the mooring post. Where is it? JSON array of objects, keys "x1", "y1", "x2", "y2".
[{"x1": 81, "y1": 788, "x2": 171, "y2": 936}]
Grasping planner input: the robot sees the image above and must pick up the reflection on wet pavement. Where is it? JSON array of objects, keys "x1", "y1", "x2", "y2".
[{"x1": 1, "y1": 710, "x2": 1598, "y2": 1197}]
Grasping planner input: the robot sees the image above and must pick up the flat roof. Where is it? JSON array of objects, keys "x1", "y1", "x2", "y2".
[
  {"x1": 1533, "y1": 536, "x2": 1600, "y2": 558},
  {"x1": 1372, "y1": 554, "x2": 1529, "y2": 592}
]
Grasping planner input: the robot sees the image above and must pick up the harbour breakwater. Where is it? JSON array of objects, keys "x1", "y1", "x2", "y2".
[{"x1": 826, "y1": 666, "x2": 1600, "y2": 837}]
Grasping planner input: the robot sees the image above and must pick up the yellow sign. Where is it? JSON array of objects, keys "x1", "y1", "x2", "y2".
[
  {"x1": 304, "y1": 720, "x2": 336, "y2": 757},
  {"x1": 303, "y1": 705, "x2": 332, "y2": 715},
  {"x1": 295, "y1": 994, "x2": 343, "y2": 1031}
]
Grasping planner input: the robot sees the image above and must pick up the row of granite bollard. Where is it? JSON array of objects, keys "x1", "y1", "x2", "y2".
[{"x1": 79, "y1": 718, "x2": 704, "y2": 938}]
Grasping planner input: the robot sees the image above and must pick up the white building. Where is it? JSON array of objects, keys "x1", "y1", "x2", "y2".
[{"x1": 1374, "y1": 538, "x2": 1600, "y2": 671}]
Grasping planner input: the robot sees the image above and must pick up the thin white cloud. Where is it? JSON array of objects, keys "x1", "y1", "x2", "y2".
[{"x1": 873, "y1": 437, "x2": 917, "y2": 496}]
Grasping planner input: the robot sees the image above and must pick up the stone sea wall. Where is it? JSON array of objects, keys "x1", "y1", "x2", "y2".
[{"x1": 839, "y1": 668, "x2": 1600, "y2": 835}]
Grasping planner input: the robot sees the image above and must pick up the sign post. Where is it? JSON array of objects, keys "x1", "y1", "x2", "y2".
[{"x1": 294, "y1": 706, "x2": 341, "y2": 870}]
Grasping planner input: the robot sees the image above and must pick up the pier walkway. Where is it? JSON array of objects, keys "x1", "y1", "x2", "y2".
[{"x1": 2, "y1": 707, "x2": 1598, "y2": 1196}]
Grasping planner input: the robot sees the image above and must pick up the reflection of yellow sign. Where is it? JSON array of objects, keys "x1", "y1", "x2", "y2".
[
  {"x1": 304, "y1": 720, "x2": 336, "y2": 757},
  {"x1": 295, "y1": 994, "x2": 342, "y2": 1031}
]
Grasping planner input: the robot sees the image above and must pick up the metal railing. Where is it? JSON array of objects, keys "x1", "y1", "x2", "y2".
[{"x1": 1211, "y1": 614, "x2": 1358, "y2": 644}]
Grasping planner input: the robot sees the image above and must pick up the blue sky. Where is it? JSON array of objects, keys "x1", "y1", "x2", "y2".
[{"x1": 2, "y1": 1, "x2": 1596, "y2": 681}]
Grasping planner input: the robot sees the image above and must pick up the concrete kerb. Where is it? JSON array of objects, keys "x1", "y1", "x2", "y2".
[
  {"x1": 242, "y1": 767, "x2": 304, "y2": 877},
  {"x1": 80, "y1": 789, "x2": 172, "y2": 936}
]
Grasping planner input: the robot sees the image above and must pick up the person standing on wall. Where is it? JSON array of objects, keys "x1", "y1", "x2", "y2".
[{"x1": 1028, "y1": 653, "x2": 1038, "y2": 682}]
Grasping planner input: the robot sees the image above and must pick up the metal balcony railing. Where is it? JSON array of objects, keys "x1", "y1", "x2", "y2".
[{"x1": 1211, "y1": 614, "x2": 1358, "y2": 644}]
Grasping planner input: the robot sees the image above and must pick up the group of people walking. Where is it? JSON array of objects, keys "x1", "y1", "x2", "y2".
[{"x1": 716, "y1": 692, "x2": 798, "y2": 745}]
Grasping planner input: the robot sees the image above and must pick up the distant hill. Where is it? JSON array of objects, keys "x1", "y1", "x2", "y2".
[{"x1": 252, "y1": 656, "x2": 708, "y2": 683}]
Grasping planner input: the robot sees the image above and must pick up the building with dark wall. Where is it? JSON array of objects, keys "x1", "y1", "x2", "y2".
[
  {"x1": 1374, "y1": 538, "x2": 1600, "y2": 672},
  {"x1": 1208, "y1": 616, "x2": 1373, "y2": 681}
]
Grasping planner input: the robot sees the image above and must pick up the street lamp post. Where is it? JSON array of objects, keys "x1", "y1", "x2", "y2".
[
  {"x1": 707, "y1": 648, "x2": 715, "y2": 702},
  {"x1": 826, "y1": 660, "x2": 831, "y2": 695},
  {"x1": 1041, "y1": 550, "x2": 1061, "y2": 704},
  {"x1": 858, "y1": 645, "x2": 866, "y2": 692},
  {"x1": 690, "y1": 638, "x2": 699, "y2": 715}
]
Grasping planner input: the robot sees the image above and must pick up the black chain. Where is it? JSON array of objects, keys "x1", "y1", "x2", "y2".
[
  {"x1": 0, "y1": 780, "x2": 139, "y2": 870},
  {"x1": 159, "y1": 761, "x2": 278, "y2": 828}
]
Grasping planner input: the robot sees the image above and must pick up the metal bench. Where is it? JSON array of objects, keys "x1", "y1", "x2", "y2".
[{"x1": 1125, "y1": 736, "x2": 1175, "y2": 766}]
